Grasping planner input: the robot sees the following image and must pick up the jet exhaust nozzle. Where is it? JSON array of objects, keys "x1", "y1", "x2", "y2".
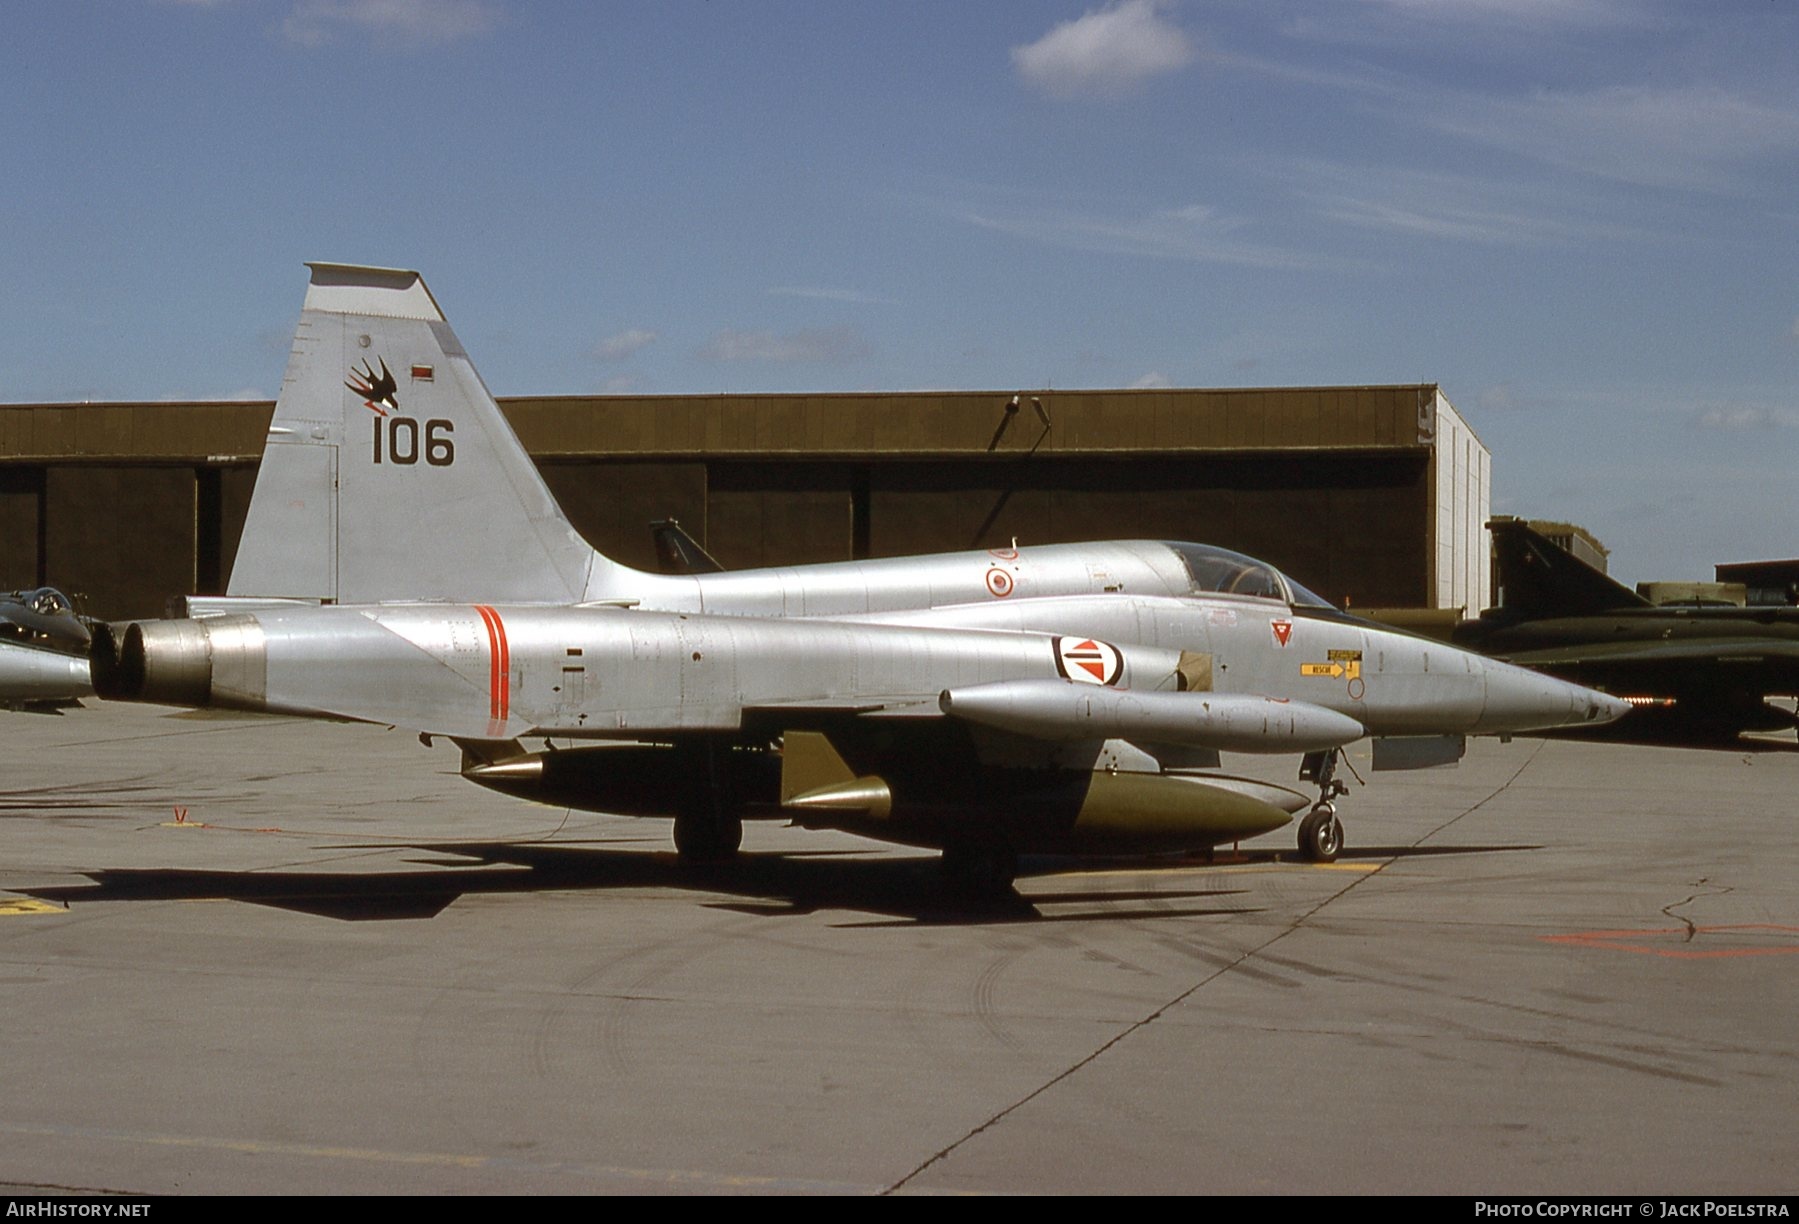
[
  {"x1": 90, "y1": 619, "x2": 214, "y2": 705},
  {"x1": 90, "y1": 616, "x2": 266, "y2": 709}
]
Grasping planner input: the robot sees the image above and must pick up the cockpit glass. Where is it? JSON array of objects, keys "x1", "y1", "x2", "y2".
[
  {"x1": 1164, "y1": 542, "x2": 1335, "y2": 609},
  {"x1": 27, "y1": 588, "x2": 71, "y2": 616},
  {"x1": 1283, "y1": 577, "x2": 1335, "y2": 610},
  {"x1": 1165, "y1": 542, "x2": 1286, "y2": 601}
]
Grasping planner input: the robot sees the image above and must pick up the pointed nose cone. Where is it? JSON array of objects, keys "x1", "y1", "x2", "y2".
[{"x1": 1476, "y1": 659, "x2": 1631, "y2": 734}]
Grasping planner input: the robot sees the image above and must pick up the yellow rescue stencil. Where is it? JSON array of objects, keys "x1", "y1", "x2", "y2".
[
  {"x1": 1303, "y1": 648, "x2": 1362, "y2": 679},
  {"x1": 0, "y1": 898, "x2": 62, "y2": 916}
]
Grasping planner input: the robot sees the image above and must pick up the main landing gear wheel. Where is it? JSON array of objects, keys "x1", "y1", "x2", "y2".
[
  {"x1": 673, "y1": 809, "x2": 743, "y2": 863},
  {"x1": 1297, "y1": 804, "x2": 1343, "y2": 863},
  {"x1": 672, "y1": 742, "x2": 745, "y2": 863},
  {"x1": 940, "y1": 846, "x2": 1019, "y2": 893}
]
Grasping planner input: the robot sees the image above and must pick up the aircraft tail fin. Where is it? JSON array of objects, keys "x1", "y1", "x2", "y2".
[
  {"x1": 1487, "y1": 517, "x2": 1649, "y2": 617},
  {"x1": 651, "y1": 519, "x2": 724, "y2": 575},
  {"x1": 229, "y1": 263, "x2": 617, "y2": 605}
]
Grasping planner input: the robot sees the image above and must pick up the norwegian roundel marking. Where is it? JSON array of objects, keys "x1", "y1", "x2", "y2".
[
  {"x1": 985, "y1": 567, "x2": 1014, "y2": 597},
  {"x1": 1054, "y1": 636, "x2": 1123, "y2": 686}
]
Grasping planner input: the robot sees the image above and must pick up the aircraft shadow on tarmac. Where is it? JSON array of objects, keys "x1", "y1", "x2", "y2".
[{"x1": 16, "y1": 838, "x2": 1539, "y2": 925}]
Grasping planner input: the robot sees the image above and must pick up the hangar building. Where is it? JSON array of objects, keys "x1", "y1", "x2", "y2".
[{"x1": 0, "y1": 384, "x2": 1490, "y2": 621}]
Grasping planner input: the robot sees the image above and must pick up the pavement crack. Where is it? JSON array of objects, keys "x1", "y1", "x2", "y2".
[
  {"x1": 884, "y1": 741, "x2": 1554, "y2": 1193},
  {"x1": 882, "y1": 865, "x2": 1380, "y2": 1194},
  {"x1": 1662, "y1": 878, "x2": 1731, "y2": 942},
  {"x1": 1418, "y1": 738, "x2": 1546, "y2": 844}
]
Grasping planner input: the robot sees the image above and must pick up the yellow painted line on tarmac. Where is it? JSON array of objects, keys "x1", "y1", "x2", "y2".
[
  {"x1": 1040, "y1": 859, "x2": 1382, "y2": 881},
  {"x1": 1202, "y1": 861, "x2": 1382, "y2": 877},
  {"x1": 0, "y1": 898, "x2": 63, "y2": 916},
  {"x1": 0, "y1": 1119, "x2": 868, "y2": 1193}
]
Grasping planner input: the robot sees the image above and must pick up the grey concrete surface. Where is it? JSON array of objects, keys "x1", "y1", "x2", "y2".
[{"x1": 1, "y1": 702, "x2": 1794, "y2": 1195}]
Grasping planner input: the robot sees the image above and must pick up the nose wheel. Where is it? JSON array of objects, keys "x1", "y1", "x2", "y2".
[
  {"x1": 1297, "y1": 803, "x2": 1344, "y2": 862},
  {"x1": 1297, "y1": 749, "x2": 1353, "y2": 863}
]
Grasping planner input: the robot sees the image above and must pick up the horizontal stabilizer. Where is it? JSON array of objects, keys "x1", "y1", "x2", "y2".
[{"x1": 651, "y1": 519, "x2": 724, "y2": 575}]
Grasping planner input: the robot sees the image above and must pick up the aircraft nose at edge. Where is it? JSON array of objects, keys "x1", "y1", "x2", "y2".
[{"x1": 1477, "y1": 658, "x2": 1630, "y2": 733}]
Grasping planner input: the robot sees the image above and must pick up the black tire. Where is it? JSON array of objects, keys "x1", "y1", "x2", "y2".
[
  {"x1": 940, "y1": 846, "x2": 1019, "y2": 893},
  {"x1": 673, "y1": 809, "x2": 743, "y2": 862},
  {"x1": 1296, "y1": 807, "x2": 1343, "y2": 863}
]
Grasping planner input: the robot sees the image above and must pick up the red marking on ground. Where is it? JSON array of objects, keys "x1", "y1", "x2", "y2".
[{"x1": 1541, "y1": 924, "x2": 1799, "y2": 959}]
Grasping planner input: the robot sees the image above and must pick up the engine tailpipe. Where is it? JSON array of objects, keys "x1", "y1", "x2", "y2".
[
  {"x1": 90, "y1": 619, "x2": 214, "y2": 705},
  {"x1": 90, "y1": 616, "x2": 266, "y2": 709}
]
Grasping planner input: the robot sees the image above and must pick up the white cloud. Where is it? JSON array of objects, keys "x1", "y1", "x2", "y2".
[
  {"x1": 1478, "y1": 385, "x2": 1517, "y2": 414},
  {"x1": 767, "y1": 287, "x2": 893, "y2": 305},
  {"x1": 1287, "y1": 158, "x2": 1647, "y2": 247},
  {"x1": 1422, "y1": 85, "x2": 1799, "y2": 191},
  {"x1": 1694, "y1": 406, "x2": 1797, "y2": 431},
  {"x1": 1362, "y1": 0, "x2": 1649, "y2": 25},
  {"x1": 699, "y1": 327, "x2": 871, "y2": 364},
  {"x1": 1130, "y1": 371, "x2": 1172, "y2": 388},
  {"x1": 283, "y1": 0, "x2": 500, "y2": 47},
  {"x1": 1012, "y1": 0, "x2": 1194, "y2": 97},
  {"x1": 158, "y1": 387, "x2": 268, "y2": 402},
  {"x1": 1281, "y1": 0, "x2": 1664, "y2": 49},
  {"x1": 593, "y1": 328, "x2": 658, "y2": 361},
  {"x1": 1346, "y1": 0, "x2": 1649, "y2": 31},
  {"x1": 960, "y1": 198, "x2": 1357, "y2": 271}
]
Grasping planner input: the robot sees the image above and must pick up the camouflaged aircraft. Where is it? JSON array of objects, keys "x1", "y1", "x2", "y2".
[
  {"x1": 89, "y1": 265, "x2": 1626, "y2": 886},
  {"x1": 1451, "y1": 518, "x2": 1799, "y2": 744}
]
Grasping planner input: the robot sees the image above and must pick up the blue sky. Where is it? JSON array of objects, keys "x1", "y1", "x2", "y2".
[{"x1": 3, "y1": 0, "x2": 1794, "y2": 587}]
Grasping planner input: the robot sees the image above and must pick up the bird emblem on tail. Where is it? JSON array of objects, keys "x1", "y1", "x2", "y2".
[{"x1": 346, "y1": 357, "x2": 399, "y2": 416}]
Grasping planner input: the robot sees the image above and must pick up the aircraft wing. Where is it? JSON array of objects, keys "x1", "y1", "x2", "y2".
[
  {"x1": 1499, "y1": 636, "x2": 1799, "y2": 681},
  {"x1": 1497, "y1": 637, "x2": 1799, "y2": 736}
]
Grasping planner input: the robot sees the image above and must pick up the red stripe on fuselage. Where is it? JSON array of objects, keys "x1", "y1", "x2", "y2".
[{"x1": 474, "y1": 604, "x2": 510, "y2": 723}]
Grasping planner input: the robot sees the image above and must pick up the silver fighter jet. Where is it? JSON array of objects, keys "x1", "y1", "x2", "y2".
[
  {"x1": 91, "y1": 264, "x2": 1626, "y2": 886},
  {"x1": 0, "y1": 587, "x2": 92, "y2": 709}
]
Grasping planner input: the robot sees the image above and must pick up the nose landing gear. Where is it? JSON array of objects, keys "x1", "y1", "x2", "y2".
[{"x1": 1296, "y1": 749, "x2": 1352, "y2": 863}]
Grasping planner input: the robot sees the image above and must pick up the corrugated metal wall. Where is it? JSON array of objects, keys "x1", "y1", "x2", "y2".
[{"x1": 0, "y1": 385, "x2": 1470, "y2": 619}]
